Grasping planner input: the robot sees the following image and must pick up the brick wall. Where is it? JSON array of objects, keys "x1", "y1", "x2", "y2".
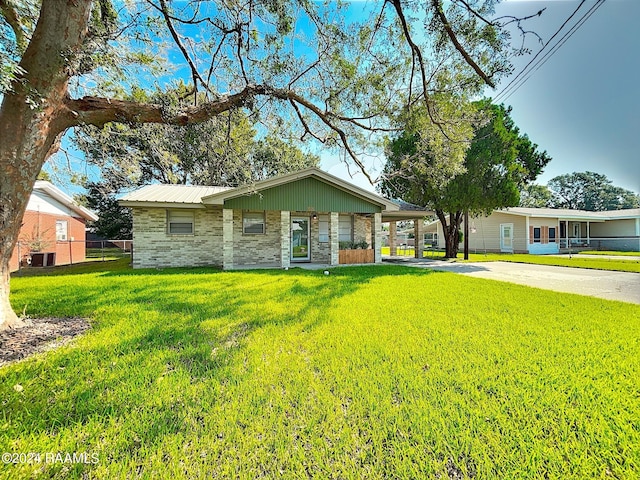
[
  {"x1": 10, "y1": 211, "x2": 87, "y2": 271},
  {"x1": 131, "y1": 207, "x2": 370, "y2": 269},
  {"x1": 354, "y1": 215, "x2": 372, "y2": 246},
  {"x1": 132, "y1": 207, "x2": 223, "y2": 268},
  {"x1": 232, "y1": 210, "x2": 281, "y2": 266},
  {"x1": 309, "y1": 215, "x2": 330, "y2": 263}
]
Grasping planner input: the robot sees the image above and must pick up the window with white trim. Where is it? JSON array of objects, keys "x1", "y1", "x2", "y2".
[
  {"x1": 339, "y1": 215, "x2": 352, "y2": 242},
  {"x1": 549, "y1": 227, "x2": 556, "y2": 243},
  {"x1": 56, "y1": 220, "x2": 68, "y2": 241},
  {"x1": 243, "y1": 212, "x2": 265, "y2": 234},
  {"x1": 167, "y1": 210, "x2": 194, "y2": 234},
  {"x1": 318, "y1": 215, "x2": 329, "y2": 242},
  {"x1": 424, "y1": 232, "x2": 438, "y2": 245}
]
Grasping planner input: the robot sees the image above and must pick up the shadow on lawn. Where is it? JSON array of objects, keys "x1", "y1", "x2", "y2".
[{"x1": 3, "y1": 263, "x2": 440, "y2": 448}]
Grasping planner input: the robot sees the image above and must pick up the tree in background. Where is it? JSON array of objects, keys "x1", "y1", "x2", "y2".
[
  {"x1": 0, "y1": 0, "x2": 537, "y2": 327},
  {"x1": 519, "y1": 184, "x2": 554, "y2": 208},
  {"x1": 547, "y1": 172, "x2": 639, "y2": 211},
  {"x1": 74, "y1": 94, "x2": 319, "y2": 189},
  {"x1": 382, "y1": 102, "x2": 551, "y2": 257},
  {"x1": 74, "y1": 88, "x2": 319, "y2": 240},
  {"x1": 83, "y1": 182, "x2": 133, "y2": 240}
]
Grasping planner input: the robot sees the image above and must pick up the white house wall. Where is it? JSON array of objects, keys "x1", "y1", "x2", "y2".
[
  {"x1": 588, "y1": 218, "x2": 639, "y2": 251},
  {"x1": 466, "y1": 212, "x2": 528, "y2": 253},
  {"x1": 589, "y1": 218, "x2": 636, "y2": 237},
  {"x1": 27, "y1": 189, "x2": 78, "y2": 218}
]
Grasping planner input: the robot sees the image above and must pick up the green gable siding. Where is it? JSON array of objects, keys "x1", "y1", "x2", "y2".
[{"x1": 223, "y1": 177, "x2": 382, "y2": 213}]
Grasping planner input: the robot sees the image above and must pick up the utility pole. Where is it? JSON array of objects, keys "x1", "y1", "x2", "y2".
[{"x1": 464, "y1": 209, "x2": 469, "y2": 260}]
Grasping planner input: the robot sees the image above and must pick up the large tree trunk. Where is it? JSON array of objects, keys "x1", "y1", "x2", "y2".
[
  {"x1": 0, "y1": 1, "x2": 93, "y2": 330},
  {"x1": 436, "y1": 210, "x2": 462, "y2": 258}
]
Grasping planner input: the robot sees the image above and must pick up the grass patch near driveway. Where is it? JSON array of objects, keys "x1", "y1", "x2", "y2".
[
  {"x1": 2, "y1": 262, "x2": 640, "y2": 478},
  {"x1": 578, "y1": 250, "x2": 640, "y2": 256},
  {"x1": 465, "y1": 252, "x2": 640, "y2": 272},
  {"x1": 381, "y1": 247, "x2": 640, "y2": 272}
]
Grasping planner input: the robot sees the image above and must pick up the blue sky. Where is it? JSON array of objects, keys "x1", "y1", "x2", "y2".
[
  {"x1": 325, "y1": 0, "x2": 640, "y2": 194},
  {"x1": 51, "y1": 0, "x2": 639, "y2": 196}
]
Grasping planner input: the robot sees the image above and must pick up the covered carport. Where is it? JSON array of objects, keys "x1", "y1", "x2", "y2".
[{"x1": 382, "y1": 201, "x2": 434, "y2": 258}]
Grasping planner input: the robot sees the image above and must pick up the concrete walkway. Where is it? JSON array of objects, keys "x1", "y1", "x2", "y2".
[{"x1": 384, "y1": 257, "x2": 640, "y2": 305}]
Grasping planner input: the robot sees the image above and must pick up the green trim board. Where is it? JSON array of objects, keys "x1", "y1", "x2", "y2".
[{"x1": 223, "y1": 177, "x2": 382, "y2": 213}]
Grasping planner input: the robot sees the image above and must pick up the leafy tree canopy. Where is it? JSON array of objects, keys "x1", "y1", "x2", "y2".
[
  {"x1": 73, "y1": 88, "x2": 319, "y2": 239},
  {"x1": 381, "y1": 100, "x2": 551, "y2": 257},
  {"x1": 73, "y1": 87, "x2": 319, "y2": 190},
  {"x1": 546, "y1": 172, "x2": 639, "y2": 211},
  {"x1": 519, "y1": 184, "x2": 554, "y2": 208}
]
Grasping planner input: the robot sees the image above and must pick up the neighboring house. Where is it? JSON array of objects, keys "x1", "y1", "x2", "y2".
[
  {"x1": 120, "y1": 167, "x2": 429, "y2": 269},
  {"x1": 423, "y1": 207, "x2": 640, "y2": 254},
  {"x1": 10, "y1": 181, "x2": 99, "y2": 271}
]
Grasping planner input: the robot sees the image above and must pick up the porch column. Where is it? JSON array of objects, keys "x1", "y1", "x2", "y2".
[
  {"x1": 281, "y1": 210, "x2": 291, "y2": 268},
  {"x1": 389, "y1": 221, "x2": 397, "y2": 256},
  {"x1": 414, "y1": 218, "x2": 424, "y2": 259},
  {"x1": 587, "y1": 221, "x2": 590, "y2": 246},
  {"x1": 373, "y1": 213, "x2": 382, "y2": 263},
  {"x1": 222, "y1": 208, "x2": 234, "y2": 270},
  {"x1": 330, "y1": 212, "x2": 339, "y2": 266}
]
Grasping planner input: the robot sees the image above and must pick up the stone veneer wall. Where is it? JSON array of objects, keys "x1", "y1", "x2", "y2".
[
  {"x1": 232, "y1": 210, "x2": 281, "y2": 266},
  {"x1": 132, "y1": 207, "x2": 223, "y2": 268},
  {"x1": 132, "y1": 207, "x2": 374, "y2": 269},
  {"x1": 353, "y1": 215, "x2": 372, "y2": 247},
  {"x1": 305, "y1": 213, "x2": 330, "y2": 264}
]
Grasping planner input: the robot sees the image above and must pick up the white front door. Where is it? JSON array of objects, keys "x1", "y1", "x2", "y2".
[
  {"x1": 500, "y1": 223, "x2": 513, "y2": 252},
  {"x1": 573, "y1": 223, "x2": 581, "y2": 241},
  {"x1": 291, "y1": 217, "x2": 310, "y2": 261}
]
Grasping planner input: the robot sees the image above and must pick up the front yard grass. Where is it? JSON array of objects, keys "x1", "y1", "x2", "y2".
[
  {"x1": 578, "y1": 250, "x2": 640, "y2": 256},
  {"x1": 2, "y1": 261, "x2": 640, "y2": 478}
]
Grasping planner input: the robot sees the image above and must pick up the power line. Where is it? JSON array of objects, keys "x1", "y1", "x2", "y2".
[
  {"x1": 495, "y1": 0, "x2": 587, "y2": 102},
  {"x1": 499, "y1": 0, "x2": 606, "y2": 104},
  {"x1": 493, "y1": 0, "x2": 605, "y2": 104}
]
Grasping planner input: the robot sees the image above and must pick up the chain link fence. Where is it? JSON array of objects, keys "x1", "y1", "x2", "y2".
[{"x1": 14, "y1": 239, "x2": 132, "y2": 271}]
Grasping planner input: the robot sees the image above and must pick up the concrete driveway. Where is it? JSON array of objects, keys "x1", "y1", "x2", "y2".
[{"x1": 384, "y1": 257, "x2": 640, "y2": 304}]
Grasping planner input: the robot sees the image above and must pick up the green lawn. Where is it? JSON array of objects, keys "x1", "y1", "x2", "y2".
[
  {"x1": 85, "y1": 247, "x2": 132, "y2": 261},
  {"x1": 2, "y1": 259, "x2": 640, "y2": 478},
  {"x1": 464, "y1": 252, "x2": 640, "y2": 273},
  {"x1": 380, "y1": 246, "x2": 640, "y2": 272},
  {"x1": 578, "y1": 250, "x2": 640, "y2": 256}
]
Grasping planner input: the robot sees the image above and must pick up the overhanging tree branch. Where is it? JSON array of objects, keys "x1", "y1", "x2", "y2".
[
  {"x1": 156, "y1": 0, "x2": 216, "y2": 101},
  {"x1": 64, "y1": 84, "x2": 375, "y2": 182},
  {"x1": 0, "y1": 0, "x2": 27, "y2": 52},
  {"x1": 431, "y1": 0, "x2": 496, "y2": 88}
]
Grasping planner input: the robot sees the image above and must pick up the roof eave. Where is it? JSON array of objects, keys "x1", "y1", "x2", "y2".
[
  {"x1": 34, "y1": 181, "x2": 99, "y2": 221},
  {"x1": 118, "y1": 201, "x2": 207, "y2": 209}
]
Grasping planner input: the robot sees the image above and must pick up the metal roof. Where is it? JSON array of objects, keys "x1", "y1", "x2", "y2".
[
  {"x1": 603, "y1": 208, "x2": 640, "y2": 219},
  {"x1": 119, "y1": 184, "x2": 231, "y2": 206},
  {"x1": 500, "y1": 207, "x2": 640, "y2": 220}
]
